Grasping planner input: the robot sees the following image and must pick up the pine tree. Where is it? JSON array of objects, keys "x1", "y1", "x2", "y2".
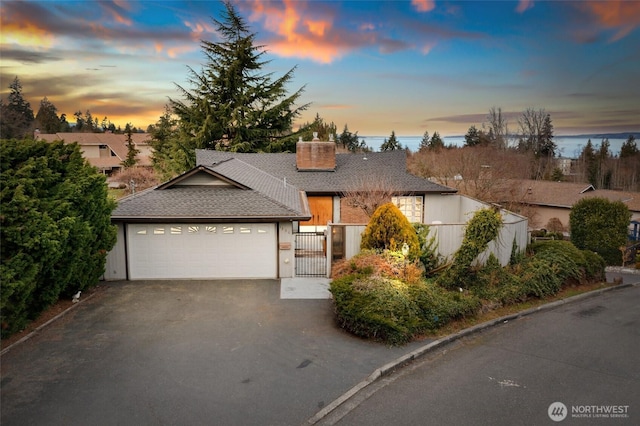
[
  {"x1": 0, "y1": 77, "x2": 34, "y2": 139},
  {"x1": 380, "y1": 130, "x2": 402, "y2": 151},
  {"x1": 429, "y1": 131, "x2": 444, "y2": 151},
  {"x1": 419, "y1": 130, "x2": 430, "y2": 152},
  {"x1": 34, "y1": 97, "x2": 61, "y2": 133},
  {"x1": 121, "y1": 124, "x2": 140, "y2": 168},
  {"x1": 167, "y1": 1, "x2": 309, "y2": 171},
  {"x1": 464, "y1": 125, "x2": 480, "y2": 147}
]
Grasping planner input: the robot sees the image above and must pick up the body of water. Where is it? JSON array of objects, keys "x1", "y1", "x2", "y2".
[{"x1": 358, "y1": 135, "x2": 635, "y2": 159}]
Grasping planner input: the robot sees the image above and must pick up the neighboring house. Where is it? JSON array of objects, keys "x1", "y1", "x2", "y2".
[
  {"x1": 494, "y1": 179, "x2": 640, "y2": 233},
  {"x1": 105, "y1": 138, "x2": 528, "y2": 280},
  {"x1": 34, "y1": 131, "x2": 152, "y2": 174}
]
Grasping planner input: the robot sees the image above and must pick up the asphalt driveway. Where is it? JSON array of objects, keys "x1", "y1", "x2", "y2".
[{"x1": 0, "y1": 280, "x2": 429, "y2": 426}]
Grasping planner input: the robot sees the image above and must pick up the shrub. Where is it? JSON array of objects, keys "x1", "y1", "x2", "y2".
[
  {"x1": 518, "y1": 257, "x2": 562, "y2": 298},
  {"x1": 581, "y1": 250, "x2": 606, "y2": 282},
  {"x1": 1, "y1": 139, "x2": 117, "y2": 337},
  {"x1": 570, "y1": 197, "x2": 631, "y2": 265},
  {"x1": 529, "y1": 240, "x2": 586, "y2": 285},
  {"x1": 414, "y1": 223, "x2": 442, "y2": 275},
  {"x1": 438, "y1": 208, "x2": 502, "y2": 290},
  {"x1": 330, "y1": 275, "x2": 420, "y2": 345},
  {"x1": 331, "y1": 250, "x2": 423, "y2": 284},
  {"x1": 360, "y1": 203, "x2": 420, "y2": 259},
  {"x1": 408, "y1": 282, "x2": 480, "y2": 330}
]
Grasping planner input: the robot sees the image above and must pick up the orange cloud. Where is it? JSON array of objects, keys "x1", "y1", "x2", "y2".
[
  {"x1": 516, "y1": 0, "x2": 534, "y2": 14},
  {"x1": 412, "y1": 0, "x2": 435, "y2": 13},
  {"x1": 579, "y1": 0, "x2": 640, "y2": 42},
  {"x1": 0, "y1": 9, "x2": 54, "y2": 48},
  {"x1": 247, "y1": 0, "x2": 346, "y2": 63}
]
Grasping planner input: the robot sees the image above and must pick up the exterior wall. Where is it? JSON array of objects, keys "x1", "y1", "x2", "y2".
[
  {"x1": 104, "y1": 223, "x2": 127, "y2": 280},
  {"x1": 81, "y1": 145, "x2": 100, "y2": 158},
  {"x1": 278, "y1": 222, "x2": 295, "y2": 278},
  {"x1": 340, "y1": 198, "x2": 370, "y2": 223}
]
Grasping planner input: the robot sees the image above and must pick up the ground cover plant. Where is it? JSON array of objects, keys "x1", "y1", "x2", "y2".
[{"x1": 330, "y1": 207, "x2": 608, "y2": 345}]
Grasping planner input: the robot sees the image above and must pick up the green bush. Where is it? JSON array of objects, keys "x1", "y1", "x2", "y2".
[
  {"x1": 1, "y1": 139, "x2": 117, "y2": 337},
  {"x1": 518, "y1": 257, "x2": 562, "y2": 298},
  {"x1": 570, "y1": 197, "x2": 631, "y2": 265},
  {"x1": 529, "y1": 240, "x2": 586, "y2": 285},
  {"x1": 413, "y1": 223, "x2": 442, "y2": 275},
  {"x1": 581, "y1": 250, "x2": 606, "y2": 281},
  {"x1": 438, "y1": 208, "x2": 502, "y2": 290},
  {"x1": 408, "y1": 282, "x2": 480, "y2": 330},
  {"x1": 360, "y1": 203, "x2": 420, "y2": 259},
  {"x1": 330, "y1": 275, "x2": 420, "y2": 345}
]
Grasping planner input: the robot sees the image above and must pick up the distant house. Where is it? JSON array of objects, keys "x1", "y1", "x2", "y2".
[
  {"x1": 34, "y1": 131, "x2": 152, "y2": 174},
  {"x1": 493, "y1": 179, "x2": 640, "y2": 233},
  {"x1": 105, "y1": 138, "x2": 528, "y2": 280}
]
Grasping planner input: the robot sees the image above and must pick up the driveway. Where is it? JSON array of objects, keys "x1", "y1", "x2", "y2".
[{"x1": 0, "y1": 280, "x2": 428, "y2": 426}]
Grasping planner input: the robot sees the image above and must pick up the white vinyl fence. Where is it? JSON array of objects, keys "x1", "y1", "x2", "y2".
[{"x1": 327, "y1": 195, "x2": 529, "y2": 275}]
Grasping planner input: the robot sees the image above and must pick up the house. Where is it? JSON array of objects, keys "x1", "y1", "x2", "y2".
[
  {"x1": 34, "y1": 131, "x2": 152, "y2": 174},
  {"x1": 493, "y1": 179, "x2": 640, "y2": 233},
  {"x1": 105, "y1": 138, "x2": 461, "y2": 280}
]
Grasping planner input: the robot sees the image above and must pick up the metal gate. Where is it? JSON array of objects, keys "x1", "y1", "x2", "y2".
[{"x1": 294, "y1": 232, "x2": 327, "y2": 276}]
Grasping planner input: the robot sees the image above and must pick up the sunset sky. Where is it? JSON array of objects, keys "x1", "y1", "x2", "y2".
[{"x1": 1, "y1": 0, "x2": 639, "y2": 137}]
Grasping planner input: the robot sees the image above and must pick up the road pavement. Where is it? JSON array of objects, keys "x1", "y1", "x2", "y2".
[{"x1": 319, "y1": 284, "x2": 639, "y2": 425}]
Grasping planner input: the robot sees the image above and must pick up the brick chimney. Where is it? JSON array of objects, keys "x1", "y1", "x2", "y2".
[{"x1": 296, "y1": 132, "x2": 336, "y2": 171}]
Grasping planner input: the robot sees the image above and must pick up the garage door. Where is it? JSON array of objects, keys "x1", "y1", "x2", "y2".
[{"x1": 127, "y1": 223, "x2": 277, "y2": 279}]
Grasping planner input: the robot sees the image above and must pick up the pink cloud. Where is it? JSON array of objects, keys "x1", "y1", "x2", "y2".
[
  {"x1": 579, "y1": 0, "x2": 640, "y2": 42},
  {"x1": 412, "y1": 0, "x2": 436, "y2": 13},
  {"x1": 516, "y1": 0, "x2": 534, "y2": 14}
]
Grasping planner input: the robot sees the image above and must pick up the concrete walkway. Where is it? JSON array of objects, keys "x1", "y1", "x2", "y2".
[{"x1": 280, "y1": 277, "x2": 331, "y2": 299}]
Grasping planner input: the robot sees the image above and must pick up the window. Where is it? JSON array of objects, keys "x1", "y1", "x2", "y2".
[
  {"x1": 257, "y1": 227, "x2": 268, "y2": 234},
  {"x1": 171, "y1": 226, "x2": 182, "y2": 235},
  {"x1": 223, "y1": 226, "x2": 234, "y2": 234},
  {"x1": 136, "y1": 227, "x2": 147, "y2": 235},
  {"x1": 392, "y1": 196, "x2": 423, "y2": 223},
  {"x1": 240, "y1": 227, "x2": 251, "y2": 234},
  {"x1": 153, "y1": 227, "x2": 165, "y2": 235},
  {"x1": 205, "y1": 226, "x2": 217, "y2": 233},
  {"x1": 188, "y1": 226, "x2": 200, "y2": 234}
]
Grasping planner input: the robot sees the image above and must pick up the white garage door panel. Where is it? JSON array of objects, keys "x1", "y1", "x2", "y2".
[{"x1": 127, "y1": 224, "x2": 276, "y2": 279}]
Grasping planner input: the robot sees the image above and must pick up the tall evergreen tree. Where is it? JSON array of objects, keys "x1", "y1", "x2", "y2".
[
  {"x1": 380, "y1": 130, "x2": 402, "y2": 151},
  {"x1": 0, "y1": 77, "x2": 34, "y2": 139},
  {"x1": 429, "y1": 131, "x2": 444, "y2": 151},
  {"x1": 121, "y1": 123, "x2": 140, "y2": 168},
  {"x1": 620, "y1": 135, "x2": 638, "y2": 159},
  {"x1": 464, "y1": 125, "x2": 480, "y2": 147},
  {"x1": 34, "y1": 97, "x2": 61, "y2": 133},
  {"x1": 419, "y1": 130, "x2": 430, "y2": 152},
  {"x1": 166, "y1": 1, "x2": 309, "y2": 172}
]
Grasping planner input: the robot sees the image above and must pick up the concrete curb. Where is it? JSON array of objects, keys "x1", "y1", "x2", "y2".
[
  {"x1": 0, "y1": 290, "x2": 100, "y2": 357},
  {"x1": 306, "y1": 282, "x2": 637, "y2": 425}
]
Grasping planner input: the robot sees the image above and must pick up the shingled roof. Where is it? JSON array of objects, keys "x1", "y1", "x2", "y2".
[
  {"x1": 112, "y1": 159, "x2": 311, "y2": 222},
  {"x1": 195, "y1": 149, "x2": 455, "y2": 194}
]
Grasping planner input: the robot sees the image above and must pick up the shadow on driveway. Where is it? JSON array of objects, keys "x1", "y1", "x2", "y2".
[{"x1": 1, "y1": 280, "x2": 429, "y2": 426}]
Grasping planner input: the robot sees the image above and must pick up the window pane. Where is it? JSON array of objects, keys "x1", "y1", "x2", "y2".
[
  {"x1": 205, "y1": 226, "x2": 217, "y2": 233},
  {"x1": 154, "y1": 227, "x2": 165, "y2": 235},
  {"x1": 240, "y1": 227, "x2": 251, "y2": 234},
  {"x1": 136, "y1": 227, "x2": 147, "y2": 235},
  {"x1": 223, "y1": 226, "x2": 234, "y2": 234},
  {"x1": 171, "y1": 226, "x2": 182, "y2": 235},
  {"x1": 188, "y1": 226, "x2": 199, "y2": 233}
]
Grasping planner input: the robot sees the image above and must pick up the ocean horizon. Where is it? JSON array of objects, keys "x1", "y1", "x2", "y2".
[{"x1": 357, "y1": 134, "x2": 637, "y2": 159}]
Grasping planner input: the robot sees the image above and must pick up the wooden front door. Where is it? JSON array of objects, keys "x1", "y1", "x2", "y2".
[{"x1": 301, "y1": 196, "x2": 333, "y2": 226}]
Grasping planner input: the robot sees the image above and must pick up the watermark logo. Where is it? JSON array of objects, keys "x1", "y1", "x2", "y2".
[
  {"x1": 548, "y1": 402, "x2": 568, "y2": 422},
  {"x1": 548, "y1": 402, "x2": 630, "y2": 421}
]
